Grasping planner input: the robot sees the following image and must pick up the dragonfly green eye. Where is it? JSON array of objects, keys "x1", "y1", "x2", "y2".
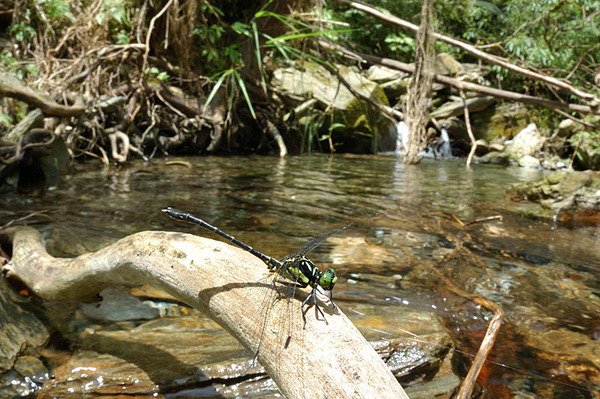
[{"x1": 319, "y1": 268, "x2": 337, "y2": 290}]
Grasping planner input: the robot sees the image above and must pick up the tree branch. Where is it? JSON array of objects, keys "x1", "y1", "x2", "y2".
[
  {"x1": 335, "y1": 0, "x2": 599, "y2": 103},
  {"x1": 318, "y1": 40, "x2": 600, "y2": 116},
  {"x1": 3, "y1": 227, "x2": 408, "y2": 399}
]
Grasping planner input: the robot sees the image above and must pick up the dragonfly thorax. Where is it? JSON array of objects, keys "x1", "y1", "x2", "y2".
[{"x1": 280, "y1": 256, "x2": 336, "y2": 291}]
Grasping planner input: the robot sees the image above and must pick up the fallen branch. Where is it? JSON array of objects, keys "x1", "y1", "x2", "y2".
[
  {"x1": 3, "y1": 227, "x2": 408, "y2": 399},
  {"x1": 318, "y1": 41, "x2": 600, "y2": 116},
  {"x1": 335, "y1": 0, "x2": 599, "y2": 104}
]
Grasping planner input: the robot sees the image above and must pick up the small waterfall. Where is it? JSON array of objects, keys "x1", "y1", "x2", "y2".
[
  {"x1": 395, "y1": 121, "x2": 409, "y2": 155},
  {"x1": 437, "y1": 126, "x2": 453, "y2": 158}
]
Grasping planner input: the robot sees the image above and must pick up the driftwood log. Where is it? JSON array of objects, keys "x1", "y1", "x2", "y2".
[{"x1": 3, "y1": 227, "x2": 408, "y2": 399}]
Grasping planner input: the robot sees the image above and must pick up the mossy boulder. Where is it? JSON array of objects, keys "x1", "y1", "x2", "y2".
[
  {"x1": 508, "y1": 171, "x2": 600, "y2": 223},
  {"x1": 470, "y1": 103, "x2": 534, "y2": 142},
  {"x1": 272, "y1": 62, "x2": 395, "y2": 153}
]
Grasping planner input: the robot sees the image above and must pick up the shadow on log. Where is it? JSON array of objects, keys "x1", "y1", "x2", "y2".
[{"x1": 2, "y1": 227, "x2": 408, "y2": 399}]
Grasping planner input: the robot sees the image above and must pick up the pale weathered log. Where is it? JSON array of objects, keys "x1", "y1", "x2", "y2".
[{"x1": 3, "y1": 227, "x2": 408, "y2": 399}]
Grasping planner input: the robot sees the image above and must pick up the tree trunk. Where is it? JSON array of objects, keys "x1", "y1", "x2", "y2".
[{"x1": 402, "y1": 0, "x2": 436, "y2": 164}]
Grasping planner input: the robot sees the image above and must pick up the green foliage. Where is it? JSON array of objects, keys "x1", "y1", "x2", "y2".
[
  {"x1": 194, "y1": 2, "x2": 244, "y2": 73},
  {"x1": 8, "y1": 20, "x2": 35, "y2": 43},
  {"x1": 0, "y1": 112, "x2": 14, "y2": 128},
  {"x1": 568, "y1": 130, "x2": 600, "y2": 163},
  {"x1": 38, "y1": 0, "x2": 74, "y2": 22},
  {"x1": 326, "y1": 0, "x2": 600, "y2": 91},
  {"x1": 384, "y1": 33, "x2": 415, "y2": 55},
  {"x1": 0, "y1": 50, "x2": 37, "y2": 80},
  {"x1": 205, "y1": 68, "x2": 256, "y2": 120},
  {"x1": 114, "y1": 30, "x2": 131, "y2": 45},
  {"x1": 96, "y1": 0, "x2": 133, "y2": 45},
  {"x1": 146, "y1": 67, "x2": 169, "y2": 82},
  {"x1": 95, "y1": 0, "x2": 131, "y2": 26}
]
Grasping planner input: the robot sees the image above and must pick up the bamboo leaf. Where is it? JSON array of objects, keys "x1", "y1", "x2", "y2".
[
  {"x1": 252, "y1": 21, "x2": 268, "y2": 96},
  {"x1": 205, "y1": 69, "x2": 233, "y2": 108},
  {"x1": 233, "y1": 71, "x2": 257, "y2": 120}
]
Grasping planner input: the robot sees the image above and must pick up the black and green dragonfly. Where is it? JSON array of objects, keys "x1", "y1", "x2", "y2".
[{"x1": 162, "y1": 207, "x2": 349, "y2": 322}]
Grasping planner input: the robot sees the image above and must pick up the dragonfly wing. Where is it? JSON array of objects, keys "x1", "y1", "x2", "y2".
[{"x1": 297, "y1": 223, "x2": 352, "y2": 256}]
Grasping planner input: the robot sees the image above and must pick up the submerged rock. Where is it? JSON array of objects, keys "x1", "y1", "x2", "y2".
[
  {"x1": 0, "y1": 277, "x2": 50, "y2": 397},
  {"x1": 80, "y1": 287, "x2": 160, "y2": 322},
  {"x1": 508, "y1": 171, "x2": 600, "y2": 223}
]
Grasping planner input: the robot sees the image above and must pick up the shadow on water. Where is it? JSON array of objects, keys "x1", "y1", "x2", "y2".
[{"x1": 1, "y1": 154, "x2": 598, "y2": 398}]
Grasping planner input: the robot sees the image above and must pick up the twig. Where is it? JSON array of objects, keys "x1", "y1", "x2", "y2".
[
  {"x1": 464, "y1": 215, "x2": 503, "y2": 227},
  {"x1": 456, "y1": 299, "x2": 504, "y2": 399},
  {"x1": 0, "y1": 211, "x2": 49, "y2": 230},
  {"x1": 460, "y1": 89, "x2": 477, "y2": 168}
]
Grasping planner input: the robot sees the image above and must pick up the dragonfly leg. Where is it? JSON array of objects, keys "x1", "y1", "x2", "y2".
[{"x1": 301, "y1": 288, "x2": 328, "y2": 327}]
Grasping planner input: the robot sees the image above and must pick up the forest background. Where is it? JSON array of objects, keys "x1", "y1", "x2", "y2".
[{"x1": 0, "y1": 0, "x2": 599, "y2": 175}]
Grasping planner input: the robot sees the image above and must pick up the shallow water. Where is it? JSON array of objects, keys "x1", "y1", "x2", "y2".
[{"x1": 1, "y1": 154, "x2": 599, "y2": 398}]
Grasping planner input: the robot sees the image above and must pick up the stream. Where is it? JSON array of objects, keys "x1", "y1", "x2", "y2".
[{"x1": 1, "y1": 154, "x2": 599, "y2": 398}]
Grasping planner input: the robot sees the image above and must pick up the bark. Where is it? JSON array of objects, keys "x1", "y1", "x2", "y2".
[
  {"x1": 402, "y1": 0, "x2": 435, "y2": 164},
  {"x1": 3, "y1": 227, "x2": 408, "y2": 399}
]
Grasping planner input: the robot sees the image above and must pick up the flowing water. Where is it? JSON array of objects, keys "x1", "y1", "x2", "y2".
[{"x1": 1, "y1": 154, "x2": 598, "y2": 398}]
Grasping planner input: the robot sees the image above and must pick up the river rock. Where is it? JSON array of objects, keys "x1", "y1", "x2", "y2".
[
  {"x1": 470, "y1": 103, "x2": 533, "y2": 142},
  {"x1": 517, "y1": 154, "x2": 541, "y2": 169},
  {"x1": 429, "y1": 95, "x2": 496, "y2": 120},
  {"x1": 80, "y1": 287, "x2": 160, "y2": 322},
  {"x1": 366, "y1": 65, "x2": 408, "y2": 82},
  {"x1": 365, "y1": 65, "x2": 410, "y2": 99},
  {"x1": 0, "y1": 278, "x2": 49, "y2": 372},
  {"x1": 555, "y1": 118, "x2": 579, "y2": 138},
  {"x1": 569, "y1": 129, "x2": 600, "y2": 171},
  {"x1": 434, "y1": 53, "x2": 463, "y2": 77},
  {"x1": 0, "y1": 276, "x2": 50, "y2": 397},
  {"x1": 508, "y1": 171, "x2": 600, "y2": 216},
  {"x1": 505, "y1": 123, "x2": 545, "y2": 159},
  {"x1": 272, "y1": 62, "x2": 395, "y2": 153}
]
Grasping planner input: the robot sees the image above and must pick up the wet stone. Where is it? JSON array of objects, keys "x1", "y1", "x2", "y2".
[
  {"x1": 80, "y1": 287, "x2": 160, "y2": 322},
  {"x1": 13, "y1": 356, "x2": 49, "y2": 383}
]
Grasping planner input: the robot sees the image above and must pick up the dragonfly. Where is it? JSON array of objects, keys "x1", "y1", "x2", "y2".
[{"x1": 162, "y1": 207, "x2": 350, "y2": 322}]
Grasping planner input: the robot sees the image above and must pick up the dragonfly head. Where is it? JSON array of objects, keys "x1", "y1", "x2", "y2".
[{"x1": 318, "y1": 268, "x2": 337, "y2": 291}]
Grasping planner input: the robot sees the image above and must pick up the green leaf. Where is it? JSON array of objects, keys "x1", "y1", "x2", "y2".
[
  {"x1": 0, "y1": 113, "x2": 13, "y2": 127},
  {"x1": 233, "y1": 71, "x2": 256, "y2": 120},
  {"x1": 231, "y1": 22, "x2": 251, "y2": 37},
  {"x1": 205, "y1": 69, "x2": 234, "y2": 108}
]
